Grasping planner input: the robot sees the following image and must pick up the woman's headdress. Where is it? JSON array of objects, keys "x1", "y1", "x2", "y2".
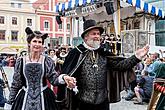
[{"x1": 25, "y1": 27, "x2": 48, "y2": 44}]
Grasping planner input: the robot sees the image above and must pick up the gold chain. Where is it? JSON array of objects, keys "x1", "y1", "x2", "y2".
[{"x1": 90, "y1": 51, "x2": 98, "y2": 64}]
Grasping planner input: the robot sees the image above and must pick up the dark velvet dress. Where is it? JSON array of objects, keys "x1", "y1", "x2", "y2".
[{"x1": 8, "y1": 56, "x2": 59, "y2": 110}]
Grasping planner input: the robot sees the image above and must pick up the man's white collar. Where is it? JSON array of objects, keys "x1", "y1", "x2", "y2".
[{"x1": 83, "y1": 42, "x2": 99, "y2": 50}]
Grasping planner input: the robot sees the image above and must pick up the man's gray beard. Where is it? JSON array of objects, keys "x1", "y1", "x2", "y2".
[{"x1": 87, "y1": 40, "x2": 100, "y2": 50}]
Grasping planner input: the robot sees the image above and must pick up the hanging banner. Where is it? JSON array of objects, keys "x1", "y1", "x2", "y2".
[{"x1": 55, "y1": 0, "x2": 164, "y2": 18}]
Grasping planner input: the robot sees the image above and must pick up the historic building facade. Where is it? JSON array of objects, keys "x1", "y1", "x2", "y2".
[
  {"x1": 121, "y1": 12, "x2": 156, "y2": 56},
  {"x1": 0, "y1": 0, "x2": 36, "y2": 54},
  {"x1": 144, "y1": 0, "x2": 165, "y2": 46},
  {"x1": 0, "y1": 0, "x2": 72, "y2": 55},
  {"x1": 33, "y1": 0, "x2": 71, "y2": 49}
]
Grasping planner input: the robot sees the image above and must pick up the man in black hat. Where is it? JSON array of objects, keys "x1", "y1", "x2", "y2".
[{"x1": 60, "y1": 19, "x2": 149, "y2": 110}]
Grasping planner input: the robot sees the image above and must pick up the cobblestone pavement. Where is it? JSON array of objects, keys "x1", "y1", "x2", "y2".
[{"x1": 110, "y1": 91, "x2": 148, "y2": 110}]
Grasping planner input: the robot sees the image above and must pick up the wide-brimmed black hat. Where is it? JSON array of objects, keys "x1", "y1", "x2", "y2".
[{"x1": 81, "y1": 19, "x2": 104, "y2": 38}]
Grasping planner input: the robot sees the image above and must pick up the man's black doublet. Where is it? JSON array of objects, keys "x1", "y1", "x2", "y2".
[{"x1": 77, "y1": 51, "x2": 108, "y2": 104}]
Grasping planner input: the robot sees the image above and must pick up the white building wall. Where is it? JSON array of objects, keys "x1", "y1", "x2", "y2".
[
  {"x1": 73, "y1": 18, "x2": 78, "y2": 38},
  {"x1": 0, "y1": 0, "x2": 36, "y2": 52},
  {"x1": 79, "y1": 17, "x2": 84, "y2": 37},
  {"x1": 63, "y1": 17, "x2": 67, "y2": 45},
  {"x1": 73, "y1": 17, "x2": 84, "y2": 38}
]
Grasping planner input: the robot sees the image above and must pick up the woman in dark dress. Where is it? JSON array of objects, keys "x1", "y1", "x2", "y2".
[{"x1": 4, "y1": 27, "x2": 76, "y2": 110}]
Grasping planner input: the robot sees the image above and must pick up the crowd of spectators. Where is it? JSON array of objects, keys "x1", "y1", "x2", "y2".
[
  {"x1": 43, "y1": 46, "x2": 72, "y2": 94},
  {"x1": 101, "y1": 33, "x2": 122, "y2": 55},
  {"x1": 124, "y1": 51, "x2": 165, "y2": 105}
]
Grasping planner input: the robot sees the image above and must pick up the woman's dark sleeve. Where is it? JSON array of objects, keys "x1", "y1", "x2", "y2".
[
  {"x1": 8, "y1": 58, "x2": 23, "y2": 104},
  {"x1": 45, "y1": 57, "x2": 59, "y2": 86}
]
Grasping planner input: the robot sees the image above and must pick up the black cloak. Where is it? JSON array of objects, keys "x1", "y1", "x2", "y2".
[{"x1": 59, "y1": 44, "x2": 140, "y2": 109}]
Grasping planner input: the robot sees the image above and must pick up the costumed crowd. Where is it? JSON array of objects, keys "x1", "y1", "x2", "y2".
[{"x1": 0, "y1": 19, "x2": 164, "y2": 110}]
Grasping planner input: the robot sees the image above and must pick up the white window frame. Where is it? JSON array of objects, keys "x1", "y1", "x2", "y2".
[
  {"x1": 11, "y1": 2, "x2": 15, "y2": 8},
  {"x1": 11, "y1": 31, "x2": 18, "y2": 41},
  {"x1": 0, "y1": 30, "x2": 6, "y2": 40},
  {"x1": 44, "y1": 20, "x2": 50, "y2": 31},
  {"x1": 12, "y1": 17, "x2": 17, "y2": 25},
  {"x1": 18, "y1": 3, "x2": 22, "y2": 8},
  {"x1": 0, "y1": 16, "x2": 4, "y2": 24},
  {"x1": 27, "y1": 18, "x2": 32, "y2": 26}
]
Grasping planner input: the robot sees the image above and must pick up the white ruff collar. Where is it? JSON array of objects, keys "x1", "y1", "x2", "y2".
[
  {"x1": 60, "y1": 53, "x2": 68, "y2": 58},
  {"x1": 83, "y1": 42, "x2": 99, "y2": 50}
]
